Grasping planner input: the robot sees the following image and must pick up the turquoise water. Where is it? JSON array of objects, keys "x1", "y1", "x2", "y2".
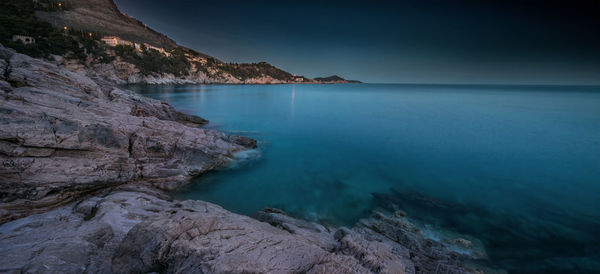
[{"x1": 130, "y1": 84, "x2": 600, "y2": 273}]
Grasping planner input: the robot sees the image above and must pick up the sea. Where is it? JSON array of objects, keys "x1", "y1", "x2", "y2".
[{"x1": 128, "y1": 83, "x2": 600, "y2": 273}]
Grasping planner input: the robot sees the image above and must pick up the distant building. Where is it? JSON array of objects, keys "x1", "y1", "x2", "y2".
[
  {"x1": 101, "y1": 36, "x2": 133, "y2": 47},
  {"x1": 291, "y1": 75, "x2": 305, "y2": 82},
  {"x1": 12, "y1": 35, "x2": 36, "y2": 45},
  {"x1": 101, "y1": 36, "x2": 170, "y2": 57}
]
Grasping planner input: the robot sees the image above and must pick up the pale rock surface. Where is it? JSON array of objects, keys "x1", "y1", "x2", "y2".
[
  {"x1": 0, "y1": 184, "x2": 489, "y2": 274},
  {"x1": 0, "y1": 185, "x2": 394, "y2": 273},
  {"x1": 0, "y1": 44, "x2": 246, "y2": 223}
]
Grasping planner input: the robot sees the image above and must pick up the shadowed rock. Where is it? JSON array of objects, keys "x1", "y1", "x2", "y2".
[{"x1": 229, "y1": 135, "x2": 258, "y2": 149}]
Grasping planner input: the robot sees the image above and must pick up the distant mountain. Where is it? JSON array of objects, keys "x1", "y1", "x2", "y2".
[{"x1": 314, "y1": 75, "x2": 362, "y2": 83}]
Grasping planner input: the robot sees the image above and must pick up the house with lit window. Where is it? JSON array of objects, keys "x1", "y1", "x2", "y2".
[{"x1": 291, "y1": 74, "x2": 305, "y2": 82}]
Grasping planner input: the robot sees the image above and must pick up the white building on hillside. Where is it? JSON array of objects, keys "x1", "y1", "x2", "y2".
[
  {"x1": 101, "y1": 36, "x2": 170, "y2": 57},
  {"x1": 12, "y1": 35, "x2": 35, "y2": 45},
  {"x1": 101, "y1": 36, "x2": 133, "y2": 47}
]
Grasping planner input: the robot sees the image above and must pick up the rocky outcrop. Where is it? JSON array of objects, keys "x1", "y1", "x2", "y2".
[
  {"x1": 0, "y1": 184, "x2": 490, "y2": 273},
  {"x1": 0, "y1": 44, "x2": 248, "y2": 223}
]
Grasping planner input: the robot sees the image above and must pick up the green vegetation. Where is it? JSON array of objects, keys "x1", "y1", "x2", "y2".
[
  {"x1": 0, "y1": 0, "x2": 109, "y2": 63},
  {"x1": 0, "y1": 0, "x2": 295, "y2": 81},
  {"x1": 314, "y1": 75, "x2": 345, "y2": 82},
  {"x1": 113, "y1": 45, "x2": 190, "y2": 76},
  {"x1": 1, "y1": 0, "x2": 78, "y2": 58},
  {"x1": 0, "y1": 0, "x2": 188, "y2": 76}
]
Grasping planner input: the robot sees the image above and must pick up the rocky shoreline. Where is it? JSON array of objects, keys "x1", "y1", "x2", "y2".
[
  {"x1": 55, "y1": 55, "x2": 359, "y2": 86},
  {"x1": 0, "y1": 44, "x2": 494, "y2": 273}
]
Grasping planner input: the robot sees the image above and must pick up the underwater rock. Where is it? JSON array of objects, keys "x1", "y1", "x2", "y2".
[
  {"x1": 356, "y1": 211, "x2": 490, "y2": 273},
  {"x1": 370, "y1": 188, "x2": 600, "y2": 273},
  {"x1": 229, "y1": 135, "x2": 258, "y2": 149}
]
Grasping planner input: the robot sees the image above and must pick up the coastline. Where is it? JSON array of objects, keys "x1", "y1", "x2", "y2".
[
  {"x1": 51, "y1": 53, "x2": 361, "y2": 86},
  {"x1": 0, "y1": 44, "x2": 495, "y2": 273}
]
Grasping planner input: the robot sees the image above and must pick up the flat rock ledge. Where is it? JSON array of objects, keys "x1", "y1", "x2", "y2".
[{"x1": 0, "y1": 44, "x2": 496, "y2": 273}]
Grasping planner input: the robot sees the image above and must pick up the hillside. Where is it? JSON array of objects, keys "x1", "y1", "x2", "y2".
[
  {"x1": 35, "y1": 0, "x2": 177, "y2": 49},
  {"x1": 1, "y1": 0, "x2": 359, "y2": 85}
]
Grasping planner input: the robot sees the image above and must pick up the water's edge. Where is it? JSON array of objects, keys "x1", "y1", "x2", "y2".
[{"x1": 131, "y1": 83, "x2": 600, "y2": 273}]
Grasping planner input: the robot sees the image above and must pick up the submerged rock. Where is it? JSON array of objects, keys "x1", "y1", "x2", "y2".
[
  {"x1": 356, "y1": 211, "x2": 491, "y2": 273},
  {"x1": 229, "y1": 134, "x2": 258, "y2": 149}
]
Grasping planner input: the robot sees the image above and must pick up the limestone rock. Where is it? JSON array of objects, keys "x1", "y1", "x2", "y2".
[
  {"x1": 0, "y1": 185, "x2": 491, "y2": 274},
  {"x1": 0, "y1": 187, "x2": 368, "y2": 273},
  {"x1": 0, "y1": 44, "x2": 246, "y2": 223}
]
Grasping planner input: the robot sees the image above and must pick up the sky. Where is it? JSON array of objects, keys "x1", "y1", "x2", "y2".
[{"x1": 113, "y1": 0, "x2": 600, "y2": 84}]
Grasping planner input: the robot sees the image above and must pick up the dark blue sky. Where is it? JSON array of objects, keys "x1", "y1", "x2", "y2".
[{"x1": 113, "y1": 0, "x2": 599, "y2": 84}]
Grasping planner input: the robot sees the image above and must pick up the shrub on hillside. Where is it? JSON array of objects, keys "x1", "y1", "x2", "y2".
[
  {"x1": 0, "y1": 0, "x2": 82, "y2": 58},
  {"x1": 114, "y1": 45, "x2": 190, "y2": 76}
]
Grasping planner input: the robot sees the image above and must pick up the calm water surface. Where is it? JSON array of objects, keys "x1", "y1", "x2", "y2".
[{"x1": 130, "y1": 84, "x2": 600, "y2": 273}]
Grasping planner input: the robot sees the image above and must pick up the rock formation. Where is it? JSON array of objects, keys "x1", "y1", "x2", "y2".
[
  {"x1": 0, "y1": 184, "x2": 491, "y2": 273},
  {"x1": 0, "y1": 44, "x2": 248, "y2": 223},
  {"x1": 0, "y1": 44, "x2": 492, "y2": 273}
]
